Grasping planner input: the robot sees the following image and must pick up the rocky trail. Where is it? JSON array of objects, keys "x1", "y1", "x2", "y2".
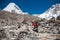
[{"x1": 0, "y1": 11, "x2": 60, "y2": 40}]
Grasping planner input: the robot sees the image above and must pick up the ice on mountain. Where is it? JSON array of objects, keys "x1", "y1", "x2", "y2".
[
  {"x1": 3, "y1": 3, "x2": 27, "y2": 14},
  {"x1": 33, "y1": 4, "x2": 60, "y2": 20}
]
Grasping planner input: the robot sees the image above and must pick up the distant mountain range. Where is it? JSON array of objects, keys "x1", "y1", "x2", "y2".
[{"x1": 3, "y1": 3, "x2": 60, "y2": 20}]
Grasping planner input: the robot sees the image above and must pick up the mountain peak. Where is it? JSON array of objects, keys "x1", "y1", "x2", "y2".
[
  {"x1": 33, "y1": 3, "x2": 60, "y2": 20},
  {"x1": 3, "y1": 3, "x2": 23, "y2": 14},
  {"x1": 42, "y1": 3, "x2": 60, "y2": 20}
]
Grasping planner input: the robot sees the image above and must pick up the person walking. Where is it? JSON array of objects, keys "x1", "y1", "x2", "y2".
[{"x1": 32, "y1": 21, "x2": 38, "y2": 32}]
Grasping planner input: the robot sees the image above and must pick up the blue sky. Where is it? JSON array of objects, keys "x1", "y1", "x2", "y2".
[{"x1": 0, "y1": 0, "x2": 60, "y2": 15}]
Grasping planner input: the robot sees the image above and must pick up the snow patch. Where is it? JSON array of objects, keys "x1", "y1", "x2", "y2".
[
  {"x1": 3, "y1": 3, "x2": 28, "y2": 14},
  {"x1": 33, "y1": 4, "x2": 60, "y2": 20}
]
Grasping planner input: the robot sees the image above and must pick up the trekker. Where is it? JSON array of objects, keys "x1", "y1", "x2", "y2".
[{"x1": 32, "y1": 21, "x2": 38, "y2": 32}]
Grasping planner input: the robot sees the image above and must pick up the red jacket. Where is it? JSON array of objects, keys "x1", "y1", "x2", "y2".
[{"x1": 33, "y1": 21, "x2": 37, "y2": 28}]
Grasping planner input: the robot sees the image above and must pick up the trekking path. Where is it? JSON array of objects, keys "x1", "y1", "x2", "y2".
[
  {"x1": 0, "y1": 25, "x2": 60, "y2": 40},
  {"x1": 18, "y1": 32, "x2": 60, "y2": 40}
]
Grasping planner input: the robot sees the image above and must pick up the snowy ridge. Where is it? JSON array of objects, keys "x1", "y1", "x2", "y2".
[
  {"x1": 3, "y1": 3, "x2": 60, "y2": 20},
  {"x1": 33, "y1": 4, "x2": 60, "y2": 20},
  {"x1": 3, "y1": 3, "x2": 28, "y2": 14}
]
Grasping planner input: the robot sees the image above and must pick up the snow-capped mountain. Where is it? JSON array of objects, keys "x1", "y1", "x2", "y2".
[
  {"x1": 3, "y1": 3, "x2": 28, "y2": 14},
  {"x1": 33, "y1": 4, "x2": 60, "y2": 20}
]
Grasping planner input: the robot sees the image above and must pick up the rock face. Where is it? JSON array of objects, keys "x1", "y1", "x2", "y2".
[{"x1": 0, "y1": 10, "x2": 60, "y2": 40}]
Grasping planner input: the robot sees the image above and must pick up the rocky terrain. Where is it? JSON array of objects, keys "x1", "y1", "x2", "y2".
[{"x1": 0, "y1": 10, "x2": 60, "y2": 40}]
